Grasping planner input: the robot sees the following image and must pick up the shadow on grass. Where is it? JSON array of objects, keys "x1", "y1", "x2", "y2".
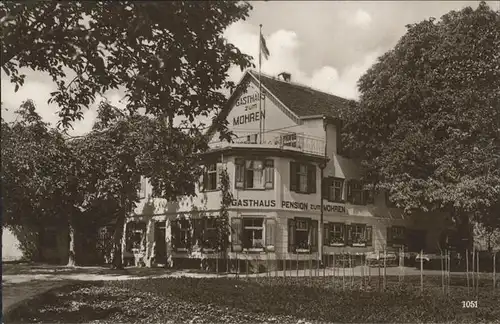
[
  {"x1": 3, "y1": 282, "x2": 122, "y2": 324},
  {"x1": 5, "y1": 276, "x2": 500, "y2": 323}
]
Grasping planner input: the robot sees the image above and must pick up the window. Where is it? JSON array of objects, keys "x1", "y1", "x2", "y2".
[
  {"x1": 351, "y1": 224, "x2": 366, "y2": 246},
  {"x1": 290, "y1": 162, "x2": 316, "y2": 194},
  {"x1": 347, "y1": 180, "x2": 364, "y2": 205},
  {"x1": 235, "y1": 158, "x2": 274, "y2": 189},
  {"x1": 126, "y1": 222, "x2": 146, "y2": 252},
  {"x1": 171, "y1": 219, "x2": 192, "y2": 251},
  {"x1": 203, "y1": 163, "x2": 218, "y2": 191},
  {"x1": 245, "y1": 160, "x2": 263, "y2": 189},
  {"x1": 231, "y1": 217, "x2": 276, "y2": 252},
  {"x1": 288, "y1": 218, "x2": 318, "y2": 253},
  {"x1": 364, "y1": 189, "x2": 375, "y2": 204},
  {"x1": 246, "y1": 134, "x2": 258, "y2": 144},
  {"x1": 387, "y1": 226, "x2": 406, "y2": 247},
  {"x1": 202, "y1": 218, "x2": 217, "y2": 250},
  {"x1": 295, "y1": 219, "x2": 309, "y2": 250},
  {"x1": 282, "y1": 133, "x2": 297, "y2": 147},
  {"x1": 328, "y1": 178, "x2": 344, "y2": 202},
  {"x1": 178, "y1": 219, "x2": 191, "y2": 250},
  {"x1": 243, "y1": 218, "x2": 264, "y2": 250},
  {"x1": 328, "y1": 223, "x2": 345, "y2": 246}
]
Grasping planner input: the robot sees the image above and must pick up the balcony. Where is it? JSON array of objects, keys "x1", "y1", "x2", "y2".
[{"x1": 209, "y1": 130, "x2": 325, "y2": 157}]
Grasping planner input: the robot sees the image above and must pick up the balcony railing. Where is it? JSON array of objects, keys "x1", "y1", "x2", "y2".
[{"x1": 209, "y1": 130, "x2": 325, "y2": 156}]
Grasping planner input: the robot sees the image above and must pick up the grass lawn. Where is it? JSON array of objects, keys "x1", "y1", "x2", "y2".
[{"x1": 5, "y1": 276, "x2": 500, "y2": 323}]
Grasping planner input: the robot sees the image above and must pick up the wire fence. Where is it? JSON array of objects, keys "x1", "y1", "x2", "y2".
[{"x1": 191, "y1": 249, "x2": 498, "y2": 295}]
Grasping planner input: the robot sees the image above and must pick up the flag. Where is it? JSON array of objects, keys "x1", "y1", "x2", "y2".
[{"x1": 260, "y1": 32, "x2": 270, "y2": 61}]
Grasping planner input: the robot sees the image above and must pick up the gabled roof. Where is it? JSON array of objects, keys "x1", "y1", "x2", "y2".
[
  {"x1": 248, "y1": 70, "x2": 351, "y2": 118},
  {"x1": 206, "y1": 69, "x2": 351, "y2": 139}
]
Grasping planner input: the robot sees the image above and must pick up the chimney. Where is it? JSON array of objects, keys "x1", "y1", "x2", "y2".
[{"x1": 278, "y1": 72, "x2": 291, "y2": 82}]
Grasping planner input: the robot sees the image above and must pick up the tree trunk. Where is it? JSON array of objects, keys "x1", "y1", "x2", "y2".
[
  {"x1": 67, "y1": 215, "x2": 76, "y2": 267},
  {"x1": 111, "y1": 211, "x2": 126, "y2": 270}
]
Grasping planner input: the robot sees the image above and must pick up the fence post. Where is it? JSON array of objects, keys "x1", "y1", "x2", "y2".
[
  {"x1": 493, "y1": 252, "x2": 496, "y2": 290},
  {"x1": 342, "y1": 253, "x2": 346, "y2": 291},
  {"x1": 317, "y1": 251, "x2": 320, "y2": 277},
  {"x1": 266, "y1": 252, "x2": 269, "y2": 278},
  {"x1": 333, "y1": 254, "x2": 336, "y2": 288},
  {"x1": 227, "y1": 253, "x2": 230, "y2": 275},
  {"x1": 448, "y1": 250, "x2": 451, "y2": 296},
  {"x1": 378, "y1": 251, "x2": 381, "y2": 292},
  {"x1": 420, "y1": 249, "x2": 423, "y2": 294},
  {"x1": 476, "y1": 251, "x2": 480, "y2": 296},
  {"x1": 361, "y1": 254, "x2": 364, "y2": 290},
  {"x1": 350, "y1": 253, "x2": 354, "y2": 288},
  {"x1": 472, "y1": 247, "x2": 475, "y2": 293},
  {"x1": 321, "y1": 254, "x2": 329, "y2": 277},
  {"x1": 246, "y1": 253, "x2": 249, "y2": 279},
  {"x1": 216, "y1": 251, "x2": 219, "y2": 277},
  {"x1": 236, "y1": 252, "x2": 240, "y2": 279},
  {"x1": 296, "y1": 252, "x2": 299, "y2": 277},
  {"x1": 466, "y1": 249, "x2": 469, "y2": 294},
  {"x1": 440, "y1": 250, "x2": 445, "y2": 294},
  {"x1": 383, "y1": 248, "x2": 387, "y2": 291},
  {"x1": 309, "y1": 256, "x2": 313, "y2": 278},
  {"x1": 283, "y1": 257, "x2": 286, "y2": 279}
]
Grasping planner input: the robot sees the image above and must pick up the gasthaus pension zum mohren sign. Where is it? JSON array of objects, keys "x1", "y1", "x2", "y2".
[{"x1": 231, "y1": 199, "x2": 346, "y2": 213}]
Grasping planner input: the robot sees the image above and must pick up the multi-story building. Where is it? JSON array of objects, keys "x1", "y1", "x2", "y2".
[{"x1": 124, "y1": 70, "x2": 452, "y2": 269}]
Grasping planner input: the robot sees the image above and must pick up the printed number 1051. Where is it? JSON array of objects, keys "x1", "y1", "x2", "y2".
[{"x1": 462, "y1": 301, "x2": 478, "y2": 308}]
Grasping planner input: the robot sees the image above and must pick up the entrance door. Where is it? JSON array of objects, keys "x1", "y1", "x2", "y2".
[{"x1": 154, "y1": 221, "x2": 166, "y2": 264}]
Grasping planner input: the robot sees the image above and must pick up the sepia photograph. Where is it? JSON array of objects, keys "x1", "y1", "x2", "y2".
[{"x1": 1, "y1": 1, "x2": 499, "y2": 323}]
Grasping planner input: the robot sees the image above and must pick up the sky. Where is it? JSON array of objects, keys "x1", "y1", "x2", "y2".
[{"x1": 1, "y1": 1, "x2": 497, "y2": 136}]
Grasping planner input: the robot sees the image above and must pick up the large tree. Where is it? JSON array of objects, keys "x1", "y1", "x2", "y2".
[
  {"x1": 341, "y1": 2, "x2": 500, "y2": 250},
  {"x1": 71, "y1": 102, "x2": 208, "y2": 269},
  {"x1": 1, "y1": 1, "x2": 253, "y2": 137},
  {"x1": 1, "y1": 100, "x2": 83, "y2": 263}
]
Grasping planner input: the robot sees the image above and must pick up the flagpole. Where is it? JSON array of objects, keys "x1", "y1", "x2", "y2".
[{"x1": 258, "y1": 24, "x2": 263, "y2": 144}]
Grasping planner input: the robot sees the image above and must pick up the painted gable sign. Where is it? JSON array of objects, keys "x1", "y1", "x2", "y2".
[{"x1": 226, "y1": 79, "x2": 296, "y2": 136}]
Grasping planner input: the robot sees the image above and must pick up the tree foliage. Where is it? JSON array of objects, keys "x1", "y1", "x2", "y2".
[
  {"x1": 70, "y1": 101, "x2": 209, "y2": 268},
  {"x1": 1, "y1": 100, "x2": 82, "y2": 260},
  {"x1": 341, "y1": 2, "x2": 500, "y2": 229},
  {"x1": 1, "y1": 1, "x2": 253, "y2": 136}
]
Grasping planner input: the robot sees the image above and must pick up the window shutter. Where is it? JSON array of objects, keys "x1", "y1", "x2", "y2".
[
  {"x1": 265, "y1": 218, "x2": 276, "y2": 252},
  {"x1": 310, "y1": 219, "x2": 318, "y2": 252},
  {"x1": 290, "y1": 162, "x2": 298, "y2": 192},
  {"x1": 192, "y1": 219, "x2": 202, "y2": 247},
  {"x1": 386, "y1": 226, "x2": 393, "y2": 247},
  {"x1": 321, "y1": 177, "x2": 330, "y2": 200},
  {"x1": 231, "y1": 218, "x2": 242, "y2": 252},
  {"x1": 288, "y1": 218, "x2": 296, "y2": 252},
  {"x1": 346, "y1": 180, "x2": 352, "y2": 203},
  {"x1": 201, "y1": 217, "x2": 208, "y2": 243},
  {"x1": 366, "y1": 225, "x2": 373, "y2": 247},
  {"x1": 264, "y1": 159, "x2": 274, "y2": 189},
  {"x1": 307, "y1": 165, "x2": 317, "y2": 194},
  {"x1": 235, "y1": 159, "x2": 244, "y2": 189},
  {"x1": 201, "y1": 167, "x2": 208, "y2": 192},
  {"x1": 216, "y1": 164, "x2": 223, "y2": 189},
  {"x1": 171, "y1": 219, "x2": 180, "y2": 251},
  {"x1": 323, "y1": 223, "x2": 329, "y2": 246},
  {"x1": 345, "y1": 224, "x2": 352, "y2": 246}
]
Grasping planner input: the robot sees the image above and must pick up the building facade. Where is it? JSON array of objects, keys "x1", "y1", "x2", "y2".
[{"x1": 123, "y1": 70, "x2": 452, "y2": 269}]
